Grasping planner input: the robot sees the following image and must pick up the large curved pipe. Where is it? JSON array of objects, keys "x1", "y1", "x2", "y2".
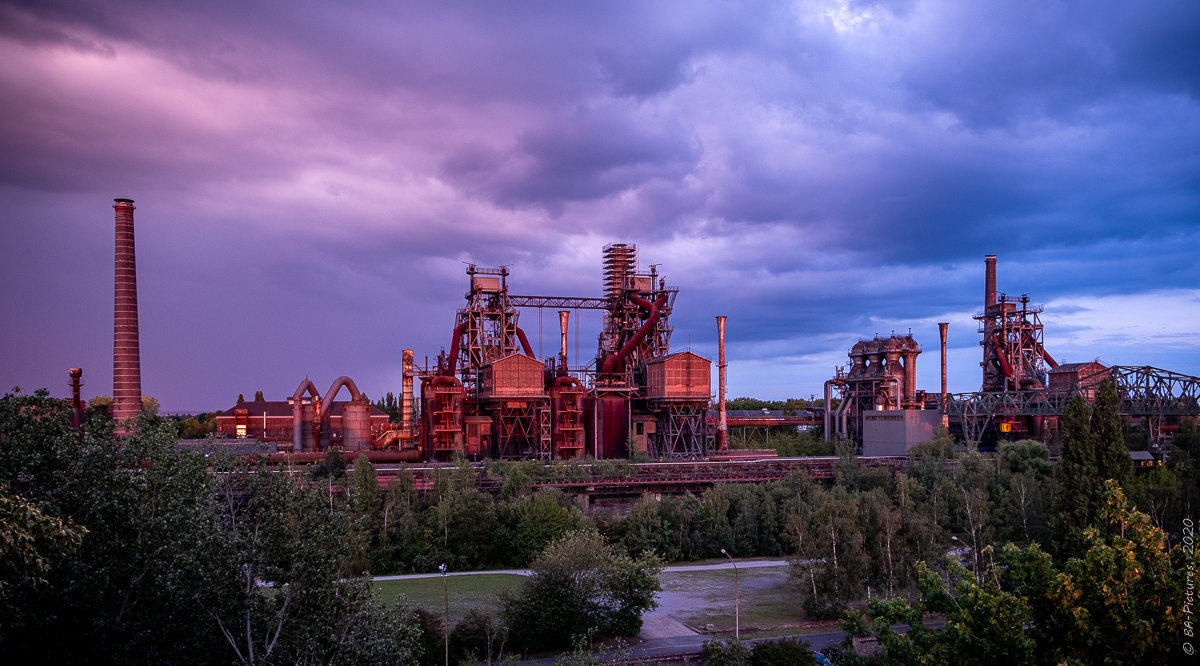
[
  {"x1": 601, "y1": 293, "x2": 669, "y2": 375},
  {"x1": 292, "y1": 379, "x2": 322, "y2": 452},
  {"x1": 1022, "y1": 330, "x2": 1058, "y2": 369},
  {"x1": 554, "y1": 376, "x2": 582, "y2": 389},
  {"x1": 444, "y1": 322, "x2": 469, "y2": 377},
  {"x1": 991, "y1": 333, "x2": 1015, "y2": 379},
  {"x1": 317, "y1": 376, "x2": 363, "y2": 422},
  {"x1": 514, "y1": 325, "x2": 536, "y2": 358}
]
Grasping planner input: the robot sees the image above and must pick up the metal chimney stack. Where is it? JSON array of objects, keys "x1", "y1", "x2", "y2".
[
  {"x1": 938, "y1": 322, "x2": 949, "y2": 427},
  {"x1": 558, "y1": 311, "x2": 570, "y2": 362},
  {"x1": 716, "y1": 316, "x2": 728, "y2": 453},
  {"x1": 984, "y1": 254, "x2": 997, "y2": 308},
  {"x1": 112, "y1": 198, "x2": 142, "y2": 432}
]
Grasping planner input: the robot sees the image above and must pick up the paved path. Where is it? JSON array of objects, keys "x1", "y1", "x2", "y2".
[{"x1": 373, "y1": 560, "x2": 790, "y2": 582}]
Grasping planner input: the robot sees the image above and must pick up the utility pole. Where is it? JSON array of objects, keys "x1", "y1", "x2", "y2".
[
  {"x1": 721, "y1": 549, "x2": 739, "y2": 639},
  {"x1": 440, "y1": 563, "x2": 449, "y2": 666}
]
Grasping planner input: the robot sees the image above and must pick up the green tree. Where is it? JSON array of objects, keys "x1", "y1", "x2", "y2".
[
  {"x1": 503, "y1": 529, "x2": 662, "y2": 650},
  {"x1": 869, "y1": 481, "x2": 1190, "y2": 665},
  {"x1": 1091, "y1": 379, "x2": 1132, "y2": 485},
  {"x1": 701, "y1": 638, "x2": 750, "y2": 666},
  {"x1": 1050, "y1": 394, "x2": 1099, "y2": 560},
  {"x1": 0, "y1": 483, "x2": 86, "y2": 625},
  {"x1": 253, "y1": 390, "x2": 265, "y2": 402}
]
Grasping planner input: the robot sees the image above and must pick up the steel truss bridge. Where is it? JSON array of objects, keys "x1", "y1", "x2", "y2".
[{"x1": 945, "y1": 365, "x2": 1200, "y2": 443}]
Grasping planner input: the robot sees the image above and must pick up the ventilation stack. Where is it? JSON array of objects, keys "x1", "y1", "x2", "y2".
[
  {"x1": 112, "y1": 198, "x2": 142, "y2": 432},
  {"x1": 984, "y1": 254, "x2": 997, "y2": 309},
  {"x1": 716, "y1": 316, "x2": 728, "y2": 452}
]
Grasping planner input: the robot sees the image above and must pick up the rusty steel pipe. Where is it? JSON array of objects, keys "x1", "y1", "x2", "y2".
[
  {"x1": 985, "y1": 254, "x2": 997, "y2": 308},
  {"x1": 69, "y1": 368, "x2": 83, "y2": 430},
  {"x1": 292, "y1": 379, "x2": 321, "y2": 452},
  {"x1": 444, "y1": 322, "x2": 468, "y2": 377},
  {"x1": 558, "y1": 310, "x2": 570, "y2": 361},
  {"x1": 514, "y1": 325, "x2": 536, "y2": 358},
  {"x1": 601, "y1": 292, "x2": 669, "y2": 375},
  {"x1": 938, "y1": 323, "x2": 949, "y2": 402},
  {"x1": 717, "y1": 316, "x2": 728, "y2": 453}
]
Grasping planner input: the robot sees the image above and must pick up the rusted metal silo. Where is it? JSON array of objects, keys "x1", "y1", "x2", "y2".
[{"x1": 341, "y1": 398, "x2": 372, "y2": 451}]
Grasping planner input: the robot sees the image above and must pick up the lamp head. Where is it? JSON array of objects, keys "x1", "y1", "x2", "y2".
[
  {"x1": 951, "y1": 536, "x2": 959, "y2": 541},
  {"x1": 720, "y1": 549, "x2": 727, "y2": 554}
]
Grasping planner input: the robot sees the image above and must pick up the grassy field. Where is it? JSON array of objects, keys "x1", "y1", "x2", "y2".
[
  {"x1": 373, "y1": 574, "x2": 523, "y2": 624},
  {"x1": 371, "y1": 564, "x2": 821, "y2": 638},
  {"x1": 658, "y1": 567, "x2": 820, "y2": 637}
]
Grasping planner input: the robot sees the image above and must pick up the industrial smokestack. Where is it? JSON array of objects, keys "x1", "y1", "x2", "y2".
[
  {"x1": 558, "y1": 310, "x2": 570, "y2": 362},
  {"x1": 716, "y1": 316, "x2": 728, "y2": 453},
  {"x1": 938, "y1": 323, "x2": 949, "y2": 402},
  {"x1": 112, "y1": 198, "x2": 142, "y2": 433},
  {"x1": 69, "y1": 368, "x2": 83, "y2": 430},
  {"x1": 984, "y1": 254, "x2": 997, "y2": 308},
  {"x1": 402, "y1": 349, "x2": 414, "y2": 436}
]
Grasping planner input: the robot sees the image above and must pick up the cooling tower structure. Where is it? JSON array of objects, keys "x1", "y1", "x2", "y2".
[{"x1": 112, "y1": 198, "x2": 142, "y2": 432}]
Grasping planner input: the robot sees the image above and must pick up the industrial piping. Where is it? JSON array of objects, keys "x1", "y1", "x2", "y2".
[
  {"x1": 991, "y1": 332, "x2": 1015, "y2": 379},
  {"x1": 601, "y1": 293, "x2": 669, "y2": 375},
  {"x1": 558, "y1": 311, "x2": 570, "y2": 360},
  {"x1": 444, "y1": 322, "x2": 468, "y2": 376},
  {"x1": 69, "y1": 368, "x2": 84, "y2": 431},
  {"x1": 938, "y1": 323, "x2": 949, "y2": 402},
  {"x1": 292, "y1": 379, "x2": 322, "y2": 452},
  {"x1": 513, "y1": 324, "x2": 536, "y2": 358},
  {"x1": 985, "y1": 254, "x2": 997, "y2": 308},
  {"x1": 716, "y1": 316, "x2": 728, "y2": 452},
  {"x1": 316, "y1": 376, "x2": 363, "y2": 422}
]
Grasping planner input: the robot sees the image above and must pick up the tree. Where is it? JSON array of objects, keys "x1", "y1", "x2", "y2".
[
  {"x1": 701, "y1": 638, "x2": 750, "y2": 666},
  {"x1": 141, "y1": 394, "x2": 160, "y2": 417},
  {"x1": 869, "y1": 481, "x2": 1191, "y2": 665},
  {"x1": 1091, "y1": 379, "x2": 1132, "y2": 485},
  {"x1": 0, "y1": 484, "x2": 86, "y2": 625},
  {"x1": 503, "y1": 529, "x2": 662, "y2": 650},
  {"x1": 253, "y1": 390, "x2": 265, "y2": 402},
  {"x1": 1051, "y1": 394, "x2": 1099, "y2": 559}
]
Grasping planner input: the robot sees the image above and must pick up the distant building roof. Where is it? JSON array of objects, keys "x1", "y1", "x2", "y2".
[
  {"x1": 1130, "y1": 451, "x2": 1155, "y2": 461},
  {"x1": 218, "y1": 401, "x2": 387, "y2": 418},
  {"x1": 1048, "y1": 361, "x2": 1108, "y2": 374}
]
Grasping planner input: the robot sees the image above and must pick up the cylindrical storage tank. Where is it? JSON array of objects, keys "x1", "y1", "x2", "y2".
[
  {"x1": 342, "y1": 400, "x2": 372, "y2": 451},
  {"x1": 301, "y1": 402, "x2": 315, "y2": 452}
]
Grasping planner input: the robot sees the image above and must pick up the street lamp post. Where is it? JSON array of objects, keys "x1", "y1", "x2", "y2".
[
  {"x1": 439, "y1": 563, "x2": 449, "y2": 666},
  {"x1": 721, "y1": 548, "x2": 739, "y2": 639}
]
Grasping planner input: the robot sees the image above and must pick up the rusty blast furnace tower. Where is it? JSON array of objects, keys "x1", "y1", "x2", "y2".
[{"x1": 112, "y1": 198, "x2": 142, "y2": 430}]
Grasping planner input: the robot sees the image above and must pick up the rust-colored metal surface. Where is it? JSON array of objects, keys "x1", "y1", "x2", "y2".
[
  {"x1": 112, "y1": 198, "x2": 141, "y2": 433},
  {"x1": 69, "y1": 368, "x2": 83, "y2": 430},
  {"x1": 716, "y1": 316, "x2": 728, "y2": 453}
]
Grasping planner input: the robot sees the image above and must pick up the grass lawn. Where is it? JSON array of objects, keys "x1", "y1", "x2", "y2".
[
  {"x1": 659, "y1": 567, "x2": 819, "y2": 636},
  {"x1": 373, "y1": 574, "x2": 523, "y2": 624}
]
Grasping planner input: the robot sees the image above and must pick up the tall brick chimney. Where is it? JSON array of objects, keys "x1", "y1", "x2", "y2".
[{"x1": 112, "y1": 198, "x2": 142, "y2": 432}]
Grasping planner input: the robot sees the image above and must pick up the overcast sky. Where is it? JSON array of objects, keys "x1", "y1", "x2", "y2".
[{"x1": 1, "y1": 0, "x2": 1197, "y2": 411}]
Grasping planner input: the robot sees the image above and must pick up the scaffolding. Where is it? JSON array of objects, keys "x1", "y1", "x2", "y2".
[{"x1": 976, "y1": 293, "x2": 1054, "y2": 392}]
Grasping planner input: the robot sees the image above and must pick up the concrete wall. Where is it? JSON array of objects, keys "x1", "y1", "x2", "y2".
[{"x1": 863, "y1": 410, "x2": 941, "y2": 456}]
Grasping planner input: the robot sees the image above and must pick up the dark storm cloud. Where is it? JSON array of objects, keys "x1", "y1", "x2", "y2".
[{"x1": 1, "y1": 0, "x2": 1198, "y2": 407}]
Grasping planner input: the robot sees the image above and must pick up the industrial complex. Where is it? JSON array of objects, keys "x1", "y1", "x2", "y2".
[{"x1": 77, "y1": 200, "x2": 1200, "y2": 477}]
